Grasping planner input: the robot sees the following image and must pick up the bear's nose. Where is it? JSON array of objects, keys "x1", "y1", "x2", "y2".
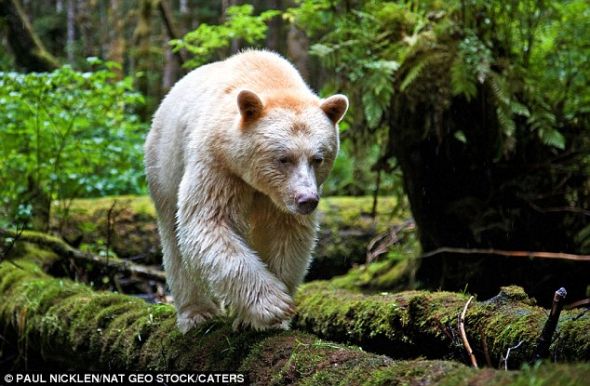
[{"x1": 296, "y1": 193, "x2": 319, "y2": 215}]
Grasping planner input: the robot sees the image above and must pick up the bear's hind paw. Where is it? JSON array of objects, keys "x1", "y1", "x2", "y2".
[
  {"x1": 176, "y1": 307, "x2": 219, "y2": 334},
  {"x1": 232, "y1": 317, "x2": 291, "y2": 332}
]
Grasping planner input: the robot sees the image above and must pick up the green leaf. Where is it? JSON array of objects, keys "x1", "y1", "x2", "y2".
[
  {"x1": 454, "y1": 130, "x2": 467, "y2": 143},
  {"x1": 539, "y1": 128, "x2": 566, "y2": 150}
]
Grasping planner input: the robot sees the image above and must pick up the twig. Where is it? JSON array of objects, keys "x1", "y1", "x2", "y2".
[
  {"x1": 366, "y1": 219, "x2": 415, "y2": 263},
  {"x1": 480, "y1": 329, "x2": 493, "y2": 367},
  {"x1": 106, "y1": 200, "x2": 117, "y2": 260},
  {"x1": 527, "y1": 200, "x2": 590, "y2": 217},
  {"x1": 419, "y1": 247, "x2": 590, "y2": 262},
  {"x1": 502, "y1": 340, "x2": 523, "y2": 370},
  {"x1": 458, "y1": 296, "x2": 478, "y2": 368},
  {"x1": 532, "y1": 287, "x2": 567, "y2": 361},
  {"x1": 0, "y1": 228, "x2": 166, "y2": 283},
  {"x1": 565, "y1": 298, "x2": 590, "y2": 310}
]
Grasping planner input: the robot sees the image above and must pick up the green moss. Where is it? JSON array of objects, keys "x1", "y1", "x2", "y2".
[
  {"x1": 241, "y1": 332, "x2": 392, "y2": 386},
  {"x1": 330, "y1": 258, "x2": 414, "y2": 292},
  {"x1": 295, "y1": 281, "x2": 415, "y2": 357},
  {"x1": 318, "y1": 196, "x2": 400, "y2": 232}
]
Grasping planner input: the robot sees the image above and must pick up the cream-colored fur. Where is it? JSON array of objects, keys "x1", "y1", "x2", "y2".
[{"x1": 144, "y1": 50, "x2": 348, "y2": 333}]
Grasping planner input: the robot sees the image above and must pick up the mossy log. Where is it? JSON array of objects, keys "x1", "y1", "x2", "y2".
[
  {"x1": 1, "y1": 241, "x2": 590, "y2": 384},
  {"x1": 0, "y1": 229, "x2": 166, "y2": 282},
  {"x1": 294, "y1": 281, "x2": 590, "y2": 368},
  {"x1": 52, "y1": 195, "x2": 403, "y2": 279}
]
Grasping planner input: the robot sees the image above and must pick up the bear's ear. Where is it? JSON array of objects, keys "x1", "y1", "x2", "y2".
[
  {"x1": 237, "y1": 90, "x2": 264, "y2": 124},
  {"x1": 320, "y1": 94, "x2": 349, "y2": 124}
]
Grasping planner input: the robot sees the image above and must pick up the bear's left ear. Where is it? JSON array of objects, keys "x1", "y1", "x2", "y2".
[
  {"x1": 237, "y1": 90, "x2": 264, "y2": 124},
  {"x1": 320, "y1": 94, "x2": 349, "y2": 124}
]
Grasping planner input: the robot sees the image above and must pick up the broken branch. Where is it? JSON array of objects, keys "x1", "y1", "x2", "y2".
[{"x1": 532, "y1": 287, "x2": 567, "y2": 361}]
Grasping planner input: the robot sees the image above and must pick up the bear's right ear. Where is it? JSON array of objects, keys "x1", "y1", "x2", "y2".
[
  {"x1": 320, "y1": 94, "x2": 349, "y2": 125},
  {"x1": 237, "y1": 90, "x2": 264, "y2": 125}
]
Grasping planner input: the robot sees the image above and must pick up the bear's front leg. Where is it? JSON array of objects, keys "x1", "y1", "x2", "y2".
[
  {"x1": 177, "y1": 172, "x2": 295, "y2": 331},
  {"x1": 250, "y1": 203, "x2": 319, "y2": 297}
]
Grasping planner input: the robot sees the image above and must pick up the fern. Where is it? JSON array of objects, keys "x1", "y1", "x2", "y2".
[
  {"x1": 489, "y1": 74, "x2": 510, "y2": 106},
  {"x1": 538, "y1": 128, "x2": 566, "y2": 150},
  {"x1": 400, "y1": 51, "x2": 447, "y2": 92},
  {"x1": 576, "y1": 224, "x2": 590, "y2": 253},
  {"x1": 496, "y1": 105, "x2": 516, "y2": 137},
  {"x1": 451, "y1": 55, "x2": 477, "y2": 101},
  {"x1": 510, "y1": 101, "x2": 530, "y2": 117}
]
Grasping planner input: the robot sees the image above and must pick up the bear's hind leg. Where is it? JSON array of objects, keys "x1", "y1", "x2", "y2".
[
  {"x1": 157, "y1": 207, "x2": 221, "y2": 333},
  {"x1": 165, "y1": 251, "x2": 221, "y2": 333}
]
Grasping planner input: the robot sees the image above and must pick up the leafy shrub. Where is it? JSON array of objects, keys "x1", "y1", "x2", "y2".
[{"x1": 0, "y1": 59, "x2": 146, "y2": 229}]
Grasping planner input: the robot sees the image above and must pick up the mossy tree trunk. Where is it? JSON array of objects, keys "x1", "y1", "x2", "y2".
[
  {"x1": 1, "y1": 237, "x2": 590, "y2": 384},
  {"x1": 0, "y1": 0, "x2": 59, "y2": 72},
  {"x1": 386, "y1": 65, "x2": 590, "y2": 303}
]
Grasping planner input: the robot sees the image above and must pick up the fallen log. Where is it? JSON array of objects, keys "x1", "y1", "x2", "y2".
[
  {"x1": 294, "y1": 281, "x2": 590, "y2": 368},
  {"x1": 0, "y1": 228, "x2": 166, "y2": 282},
  {"x1": 51, "y1": 195, "x2": 404, "y2": 279},
  {"x1": 1, "y1": 242, "x2": 590, "y2": 384}
]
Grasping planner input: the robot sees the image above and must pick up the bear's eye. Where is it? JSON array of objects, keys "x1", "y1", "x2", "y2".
[
  {"x1": 279, "y1": 156, "x2": 291, "y2": 165},
  {"x1": 312, "y1": 156, "x2": 324, "y2": 165}
]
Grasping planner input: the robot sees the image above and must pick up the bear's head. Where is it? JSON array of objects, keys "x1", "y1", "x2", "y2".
[{"x1": 232, "y1": 89, "x2": 348, "y2": 215}]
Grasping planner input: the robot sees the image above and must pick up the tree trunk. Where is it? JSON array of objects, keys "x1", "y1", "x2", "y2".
[
  {"x1": 66, "y1": 0, "x2": 75, "y2": 63},
  {"x1": 26, "y1": 176, "x2": 51, "y2": 232},
  {"x1": 265, "y1": 0, "x2": 284, "y2": 53},
  {"x1": 0, "y1": 0, "x2": 59, "y2": 71},
  {"x1": 222, "y1": 0, "x2": 240, "y2": 54},
  {"x1": 106, "y1": 0, "x2": 125, "y2": 78},
  {"x1": 287, "y1": 24, "x2": 310, "y2": 82},
  {"x1": 132, "y1": 0, "x2": 155, "y2": 118}
]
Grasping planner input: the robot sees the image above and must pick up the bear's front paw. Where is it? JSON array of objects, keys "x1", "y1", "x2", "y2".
[
  {"x1": 233, "y1": 284, "x2": 295, "y2": 331},
  {"x1": 177, "y1": 305, "x2": 221, "y2": 334}
]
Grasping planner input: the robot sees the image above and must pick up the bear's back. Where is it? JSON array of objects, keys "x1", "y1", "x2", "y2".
[{"x1": 220, "y1": 50, "x2": 311, "y2": 95}]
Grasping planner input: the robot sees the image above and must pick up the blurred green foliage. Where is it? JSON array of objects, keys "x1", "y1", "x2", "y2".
[
  {"x1": 0, "y1": 59, "x2": 146, "y2": 228},
  {"x1": 287, "y1": 0, "x2": 590, "y2": 153},
  {"x1": 170, "y1": 4, "x2": 279, "y2": 68}
]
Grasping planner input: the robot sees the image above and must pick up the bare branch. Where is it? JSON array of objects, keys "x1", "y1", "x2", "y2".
[
  {"x1": 420, "y1": 247, "x2": 590, "y2": 262},
  {"x1": 459, "y1": 296, "x2": 478, "y2": 368},
  {"x1": 502, "y1": 340, "x2": 523, "y2": 370}
]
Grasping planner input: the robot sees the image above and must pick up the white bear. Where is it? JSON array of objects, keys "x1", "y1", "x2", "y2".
[{"x1": 144, "y1": 50, "x2": 348, "y2": 332}]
